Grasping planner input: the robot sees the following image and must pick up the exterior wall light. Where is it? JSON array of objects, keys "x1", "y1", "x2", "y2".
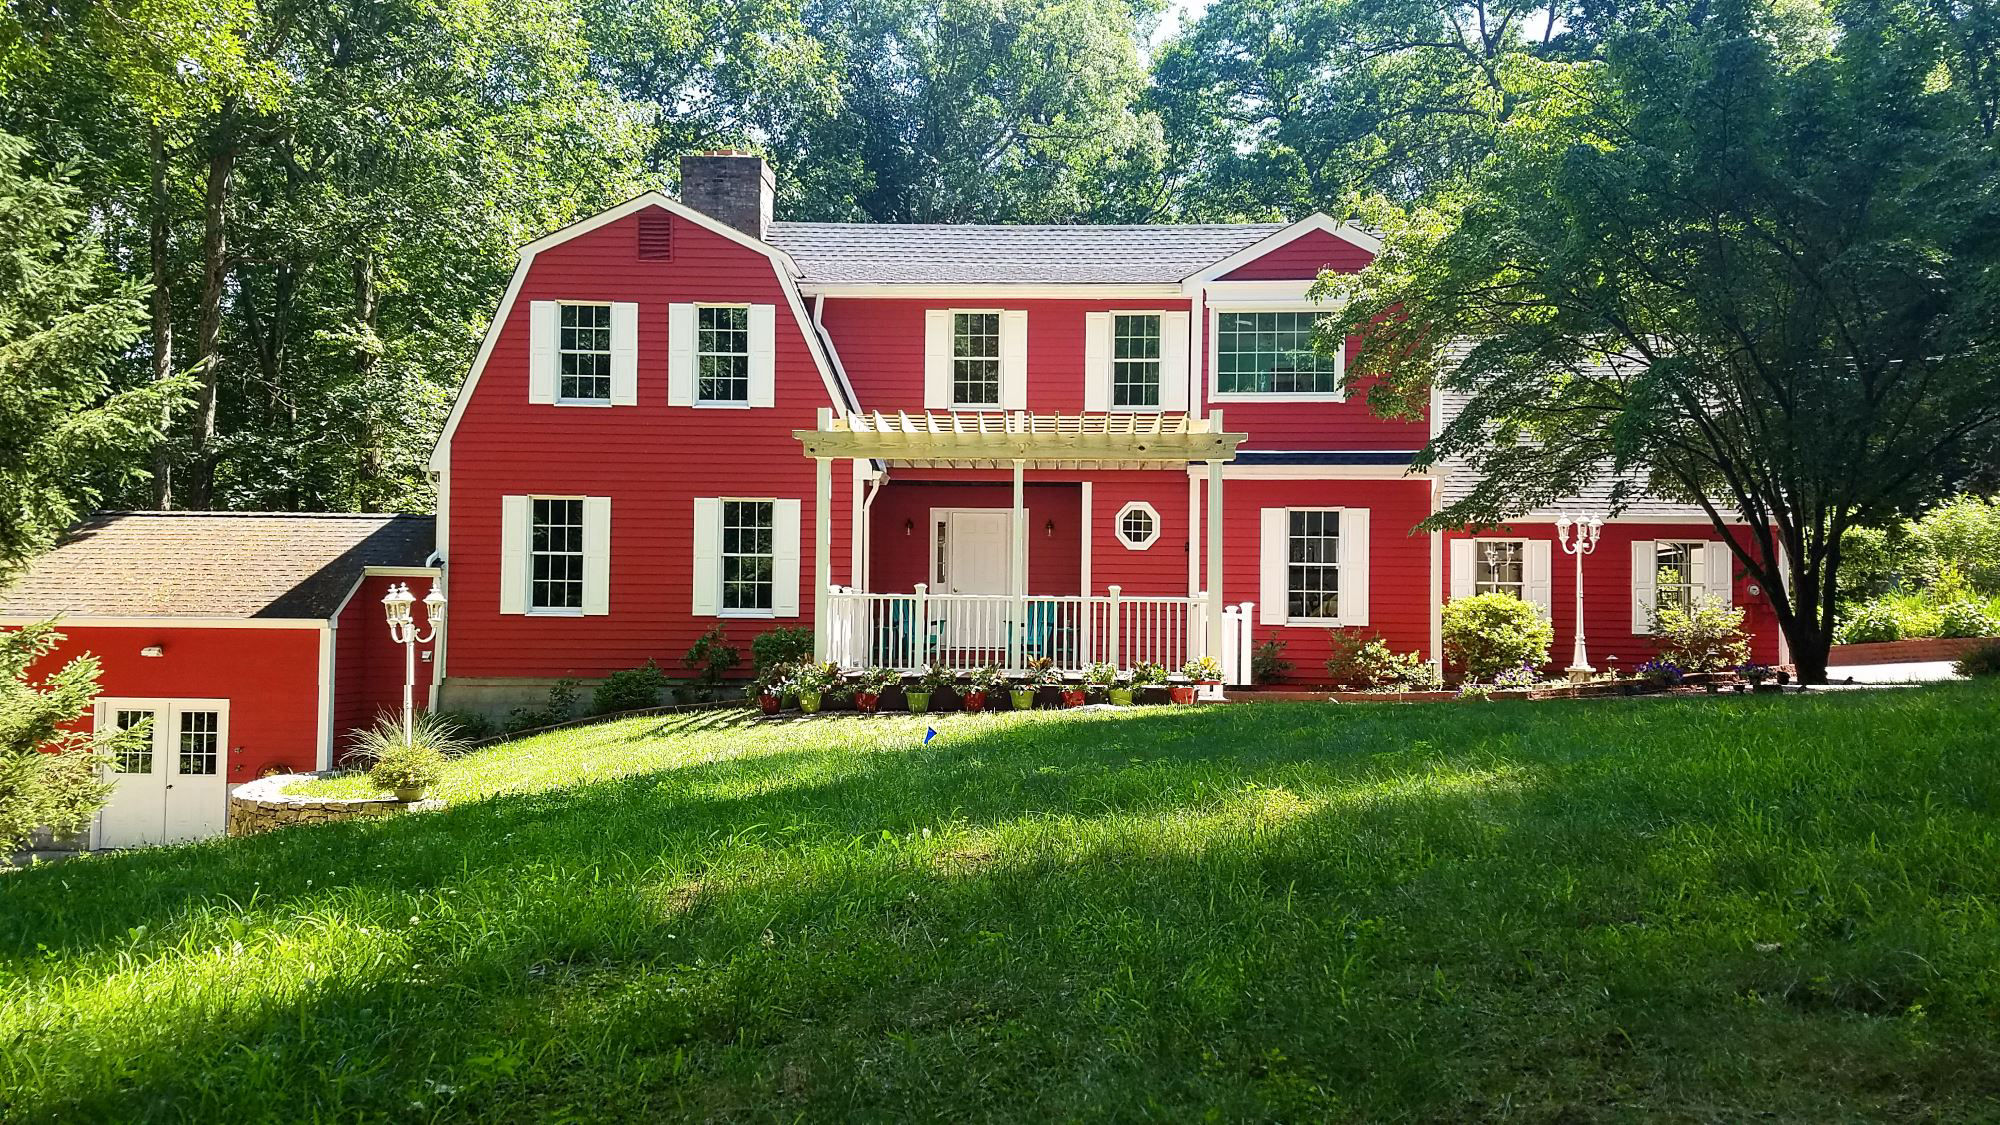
[{"x1": 140, "y1": 645, "x2": 164, "y2": 658}]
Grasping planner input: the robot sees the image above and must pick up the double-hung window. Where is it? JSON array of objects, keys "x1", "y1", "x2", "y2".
[
  {"x1": 721, "y1": 500, "x2": 775, "y2": 612},
  {"x1": 697, "y1": 306, "x2": 750, "y2": 404},
  {"x1": 530, "y1": 498, "x2": 586, "y2": 611},
  {"x1": 952, "y1": 312, "x2": 1001, "y2": 407},
  {"x1": 1112, "y1": 314, "x2": 1161, "y2": 407},
  {"x1": 1653, "y1": 541, "x2": 1702, "y2": 613},
  {"x1": 558, "y1": 304, "x2": 612, "y2": 404},
  {"x1": 1474, "y1": 541, "x2": 1526, "y2": 598},
  {"x1": 1215, "y1": 311, "x2": 1339, "y2": 395},
  {"x1": 1286, "y1": 509, "x2": 1341, "y2": 621}
]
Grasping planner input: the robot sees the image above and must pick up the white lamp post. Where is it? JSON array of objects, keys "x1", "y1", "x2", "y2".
[
  {"x1": 1554, "y1": 514, "x2": 1602, "y2": 682},
  {"x1": 381, "y1": 581, "x2": 445, "y2": 746}
]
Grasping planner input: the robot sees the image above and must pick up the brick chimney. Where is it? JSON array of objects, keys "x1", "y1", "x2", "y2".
[{"x1": 678, "y1": 151, "x2": 774, "y2": 241}]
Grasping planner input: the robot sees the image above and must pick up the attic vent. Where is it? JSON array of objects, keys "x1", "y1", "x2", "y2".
[{"x1": 637, "y1": 211, "x2": 672, "y2": 260}]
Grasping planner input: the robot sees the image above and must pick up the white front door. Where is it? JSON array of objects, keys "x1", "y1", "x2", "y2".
[
  {"x1": 95, "y1": 699, "x2": 229, "y2": 848},
  {"x1": 935, "y1": 509, "x2": 1016, "y2": 654}
]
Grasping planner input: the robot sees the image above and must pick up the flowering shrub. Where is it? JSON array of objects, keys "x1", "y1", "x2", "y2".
[
  {"x1": 1489, "y1": 663, "x2": 1539, "y2": 690},
  {"x1": 1737, "y1": 662, "x2": 1773, "y2": 685},
  {"x1": 1637, "y1": 658, "x2": 1684, "y2": 686}
]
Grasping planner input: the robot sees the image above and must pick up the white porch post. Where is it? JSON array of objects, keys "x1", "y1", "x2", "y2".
[
  {"x1": 1205, "y1": 445, "x2": 1224, "y2": 675},
  {"x1": 1009, "y1": 457, "x2": 1027, "y2": 671},
  {"x1": 813, "y1": 408, "x2": 834, "y2": 662}
]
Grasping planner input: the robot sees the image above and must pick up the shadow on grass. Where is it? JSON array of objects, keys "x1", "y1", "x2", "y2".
[{"x1": 4, "y1": 684, "x2": 1999, "y2": 1120}]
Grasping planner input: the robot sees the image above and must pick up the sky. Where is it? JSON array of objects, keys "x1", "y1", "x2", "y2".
[{"x1": 1153, "y1": 0, "x2": 1213, "y2": 44}]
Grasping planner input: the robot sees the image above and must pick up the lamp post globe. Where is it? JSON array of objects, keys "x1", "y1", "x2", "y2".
[
  {"x1": 1557, "y1": 515, "x2": 1603, "y2": 682},
  {"x1": 381, "y1": 581, "x2": 445, "y2": 747}
]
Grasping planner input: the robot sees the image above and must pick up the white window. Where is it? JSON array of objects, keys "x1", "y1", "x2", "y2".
[
  {"x1": 530, "y1": 498, "x2": 586, "y2": 611},
  {"x1": 500, "y1": 495, "x2": 610, "y2": 616},
  {"x1": 721, "y1": 500, "x2": 775, "y2": 611},
  {"x1": 952, "y1": 312, "x2": 1001, "y2": 407},
  {"x1": 697, "y1": 306, "x2": 751, "y2": 404},
  {"x1": 1260, "y1": 506, "x2": 1370, "y2": 626},
  {"x1": 1653, "y1": 541, "x2": 1703, "y2": 613},
  {"x1": 925, "y1": 308, "x2": 1026, "y2": 411},
  {"x1": 558, "y1": 304, "x2": 612, "y2": 403},
  {"x1": 1085, "y1": 310, "x2": 1189, "y2": 413},
  {"x1": 1475, "y1": 540, "x2": 1525, "y2": 597},
  {"x1": 529, "y1": 300, "x2": 636, "y2": 406},
  {"x1": 1213, "y1": 310, "x2": 1343, "y2": 398},
  {"x1": 692, "y1": 497, "x2": 801, "y2": 617},
  {"x1": 1630, "y1": 538, "x2": 1732, "y2": 633},
  {"x1": 1112, "y1": 314, "x2": 1161, "y2": 407},
  {"x1": 1115, "y1": 501, "x2": 1160, "y2": 550}
]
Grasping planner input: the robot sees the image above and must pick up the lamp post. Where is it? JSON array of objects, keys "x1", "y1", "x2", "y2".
[
  {"x1": 381, "y1": 581, "x2": 445, "y2": 746},
  {"x1": 1554, "y1": 515, "x2": 1602, "y2": 682}
]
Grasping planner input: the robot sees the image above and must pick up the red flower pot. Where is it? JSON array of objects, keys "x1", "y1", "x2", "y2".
[
  {"x1": 1168, "y1": 685, "x2": 1197, "y2": 705},
  {"x1": 758, "y1": 693, "x2": 780, "y2": 715},
  {"x1": 855, "y1": 691, "x2": 880, "y2": 714},
  {"x1": 962, "y1": 690, "x2": 987, "y2": 713},
  {"x1": 1059, "y1": 688, "x2": 1087, "y2": 708}
]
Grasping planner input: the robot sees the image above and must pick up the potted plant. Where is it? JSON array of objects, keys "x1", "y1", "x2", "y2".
[
  {"x1": 962, "y1": 665, "x2": 1000, "y2": 712},
  {"x1": 1184, "y1": 655, "x2": 1222, "y2": 688},
  {"x1": 1129, "y1": 661, "x2": 1168, "y2": 705},
  {"x1": 1008, "y1": 672, "x2": 1038, "y2": 711},
  {"x1": 1083, "y1": 661, "x2": 1117, "y2": 704},
  {"x1": 1104, "y1": 666, "x2": 1136, "y2": 706},
  {"x1": 792, "y1": 661, "x2": 838, "y2": 714},
  {"x1": 908, "y1": 663, "x2": 954, "y2": 713},
  {"x1": 1637, "y1": 657, "x2": 1684, "y2": 689},
  {"x1": 1739, "y1": 662, "x2": 1778, "y2": 693},
  {"x1": 353, "y1": 711, "x2": 461, "y2": 802},
  {"x1": 370, "y1": 739, "x2": 445, "y2": 802},
  {"x1": 853, "y1": 667, "x2": 898, "y2": 714},
  {"x1": 752, "y1": 672, "x2": 783, "y2": 715},
  {"x1": 1026, "y1": 657, "x2": 1067, "y2": 708}
]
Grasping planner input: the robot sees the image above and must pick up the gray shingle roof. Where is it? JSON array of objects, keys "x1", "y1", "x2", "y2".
[
  {"x1": 0, "y1": 512, "x2": 436, "y2": 621},
  {"x1": 766, "y1": 222, "x2": 1288, "y2": 285}
]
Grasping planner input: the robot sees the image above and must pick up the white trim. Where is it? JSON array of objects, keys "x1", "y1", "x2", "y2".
[
  {"x1": 1182, "y1": 213, "x2": 1381, "y2": 286},
  {"x1": 1184, "y1": 463, "x2": 1426, "y2": 481},
  {"x1": 429, "y1": 192, "x2": 854, "y2": 473},
  {"x1": 801, "y1": 282, "x2": 1184, "y2": 299},
  {"x1": 1258, "y1": 505, "x2": 1370, "y2": 628},
  {"x1": 1202, "y1": 279, "x2": 1323, "y2": 303},
  {"x1": 316, "y1": 622, "x2": 334, "y2": 771},
  {"x1": 1428, "y1": 528, "x2": 1444, "y2": 664},
  {"x1": 1079, "y1": 480, "x2": 1093, "y2": 596},
  {"x1": 0, "y1": 616, "x2": 327, "y2": 629},
  {"x1": 1187, "y1": 473, "x2": 1201, "y2": 597},
  {"x1": 1113, "y1": 501, "x2": 1162, "y2": 550}
]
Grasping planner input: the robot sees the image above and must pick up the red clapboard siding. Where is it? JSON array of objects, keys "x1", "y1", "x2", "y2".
[
  {"x1": 1088, "y1": 470, "x2": 1195, "y2": 598},
  {"x1": 32, "y1": 624, "x2": 322, "y2": 781},
  {"x1": 444, "y1": 207, "x2": 847, "y2": 679},
  {"x1": 1219, "y1": 477, "x2": 1437, "y2": 677},
  {"x1": 1219, "y1": 228, "x2": 1373, "y2": 280},
  {"x1": 868, "y1": 479, "x2": 1083, "y2": 596},
  {"x1": 1442, "y1": 522, "x2": 1784, "y2": 669},
  {"x1": 332, "y1": 574, "x2": 436, "y2": 756}
]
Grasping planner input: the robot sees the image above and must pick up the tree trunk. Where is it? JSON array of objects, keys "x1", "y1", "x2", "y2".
[
  {"x1": 148, "y1": 124, "x2": 175, "y2": 510},
  {"x1": 186, "y1": 112, "x2": 236, "y2": 509}
]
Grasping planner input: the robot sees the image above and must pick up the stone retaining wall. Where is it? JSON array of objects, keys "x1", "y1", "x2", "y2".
[{"x1": 227, "y1": 772, "x2": 421, "y2": 837}]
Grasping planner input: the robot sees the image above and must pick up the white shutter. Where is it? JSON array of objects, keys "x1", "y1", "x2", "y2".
[
  {"x1": 1338, "y1": 507, "x2": 1370, "y2": 627},
  {"x1": 773, "y1": 498, "x2": 802, "y2": 617},
  {"x1": 582, "y1": 497, "x2": 611, "y2": 615},
  {"x1": 691, "y1": 498, "x2": 721, "y2": 615},
  {"x1": 608, "y1": 302, "x2": 638, "y2": 405},
  {"x1": 667, "y1": 302, "x2": 696, "y2": 406},
  {"x1": 748, "y1": 303, "x2": 776, "y2": 408},
  {"x1": 1000, "y1": 310, "x2": 1028, "y2": 410},
  {"x1": 1523, "y1": 539, "x2": 1553, "y2": 616},
  {"x1": 1260, "y1": 508, "x2": 1287, "y2": 625},
  {"x1": 1632, "y1": 539, "x2": 1657, "y2": 634},
  {"x1": 528, "y1": 301, "x2": 557, "y2": 404},
  {"x1": 1158, "y1": 311, "x2": 1190, "y2": 412},
  {"x1": 1704, "y1": 541, "x2": 1733, "y2": 609},
  {"x1": 924, "y1": 310, "x2": 951, "y2": 409},
  {"x1": 499, "y1": 495, "x2": 528, "y2": 614},
  {"x1": 1449, "y1": 539, "x2": 1475, "y2": 600},
  {"x1": 1083, "y1": 312, "x2": 1110, "y2": 412}
]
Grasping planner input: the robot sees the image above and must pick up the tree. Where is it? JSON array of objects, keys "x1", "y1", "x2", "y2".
[
  {"x1": 1322, "y1": 0, "x2": 2000, "y2": 682},
  {"x1": 0, "y1": 130, "x2": 185, "y2": 576},
  {"x1": 0, "y1": 622, "x2": 131, "y2": 854}
]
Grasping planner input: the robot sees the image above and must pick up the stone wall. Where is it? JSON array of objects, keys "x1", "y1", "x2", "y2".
[{"x1": 227, "y1": 772, "x2": 424, "y2": 837}]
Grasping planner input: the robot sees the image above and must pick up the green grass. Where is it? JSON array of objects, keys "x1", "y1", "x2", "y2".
[{"x1": 6, "y1": 686, "x2": 2000, "y2": 1122}]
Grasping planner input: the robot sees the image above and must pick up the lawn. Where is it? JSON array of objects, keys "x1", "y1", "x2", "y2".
[{"x1": 5, "y1": 686, "x2": 2000, "y2": 1122}]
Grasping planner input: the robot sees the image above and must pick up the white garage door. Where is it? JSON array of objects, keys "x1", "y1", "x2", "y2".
[{"x1": 94, "y1": 698, "x2": 230, "y2": 848}]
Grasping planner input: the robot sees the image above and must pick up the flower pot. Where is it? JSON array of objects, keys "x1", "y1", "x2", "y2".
[
  {"x1": 855, "y1": 691, "x2": 880, "y2": 714},
  {"x1": 1108, "y1": 687, "x2": 1134, "y2": 706},
  {"x1": 1169, "y1": 684, "x2": 1198, "y2": 705},
  {"x1": 905, "y1": 691, "x2": 932, "y2": 713},
  {"x1": 798, "y1": 690, "x2": 823, "y2": 714},
  {"x1": 1009, "y1": 688, "x2": 1036, "y2": 710},
  {"x1": 393, "y1": 785, "x2": 426, "y2": 802},
  {"x1": 757, "y1": 693, "x2": 780, "y2": 715},
  {"x1": 963, "y1": 690, "x2": 987, "y2": 713},
  {"x1": 1059, "y1": 688, "x2": 1086, "y2": 708}
]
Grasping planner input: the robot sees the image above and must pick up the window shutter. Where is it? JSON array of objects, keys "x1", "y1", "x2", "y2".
[
  {"x1": 1449, "y1": 539, "x2": 1475, "y2": 600},
  {"x1": 748, "y1": 304, "x2": 777, "y2": 408},
  {"x1": 773, "y1": 498, "x2": 803, "y2": 617},
  {"x1": 582, "y1": 497, "x2": 612, "y2": 615},
  {"x1": 1000, "y1": 310, "x2": 1028, "y2": 410},
  {"x1": 1338, "y1": 507, "x2": 1370, "y2": 627},
  {"x1": 499, "y1": 496, "x2": 528, "y2": 614},
  {"x1": 1259, "y1": 508, "x2": 1287, "y2": 625},
  {"x1": 1083, "y1": 312, "x2": 1110, "y2": 412},
  {"x1": 691, "y1": 498, "x2": 721, "y2": 615},
  {"x1": 667, "y1": 302, "x2": 696, "y2": 406},
  {"x1": 924, "y1": 310, "x2": 950, "y2": 410},
  {"x1": 528, "y1": 301, "x2": 557, "y2": 404},
  {"x1": 1158, "y1": 311, "x2": 1190, "y2": 412},
  {"x1": 1703, "y1": 541, "x2": 1733, "y2": 609},
  {"x1": 1523, "y1": 539, "x2": 1553, "y2": 616},
  {"x1": 1631, "y1": 539, "x2": 1657, "y2": 634},
  {"x1": 609, "y1": 303, "x2": 638, "y2": 405}
]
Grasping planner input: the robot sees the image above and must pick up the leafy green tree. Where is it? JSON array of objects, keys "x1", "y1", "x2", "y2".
[
  {"x1": 0, "y1": 622, "x2": 132, "y2": 853},
  {"x1": 0, "y1": 130, "x2": 185, "y2": 575},
  {"x1": 1324, "y1": 0, "x2": 2000, "y2": 682}
]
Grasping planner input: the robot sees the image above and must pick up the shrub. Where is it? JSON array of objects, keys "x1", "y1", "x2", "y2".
[
  {"x1": 1, "y1": 621, "x2": 118, "y2": 852},
  {"x1": 751, "y1": 627, "x2": 813, "y2": 679},
  {"x1": 369, "y1": 740, "x2": 446, "y2": 795},
  {"x1": 1909, "y1": 494, "x2": 2000, "y2": 595},
  {"x1": 594, "y1": 659, "x2": 668, "y2": 714},
  {"x1": 1837, "y1": 601, "x2": 1904, "y2": 644},
  {"x1": 1441, "y1": 594, "x2": 1553, "y2": 681},
  {"x1": 1936, "y1": 601, "x2": 2000, "y2": 639},
  {"x1": 432, "y1": 709, "x2": 495, "y2": 742},
  {"x1": 1954, "y1": 641, "x2": 2000, "y2": 677},
  {"x1": 1251, "y1": 639, "x2": 1291, "y2": 683},
  {"x1": 1653, "y1": 600, "x2": 1750, "y2": 672},
  {"x1": 682, "y1": 626, "x2": 740, "y2": 702},
  {"x1": 1325, "y1": 630, "x2": 1439, "y2": 692}
]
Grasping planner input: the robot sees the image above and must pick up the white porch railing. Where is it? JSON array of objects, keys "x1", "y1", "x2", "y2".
[{"x1": 825, "y1": 585, "x2": 1255, "y2": 684}]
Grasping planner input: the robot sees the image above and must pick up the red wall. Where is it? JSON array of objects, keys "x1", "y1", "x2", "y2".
[
  {"x1": 445, "y1": 208, "x2": 849, "y2": 679},
  {"x1": 30, "y1": 624, "x2": 322, "y2": 782},
  {"x1": 332, "y1": 575, "x2": 438, "y2": 759},
  {"x1": 1088, "y1": 470, "x2": 1195, "y2": 598},
  {"x1": 1218, "y1": 477, "x2": 1437, "y2": 679},
  {"x1": 1219, "y1": 228, "x2": 1373, "y2": 280},
  {"x1": 1442, "y1": 522, "x2": 1784, "y2": 672},
  {"x1": 868, "y1": 479, "x2": 1083, "y2": 596}
]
